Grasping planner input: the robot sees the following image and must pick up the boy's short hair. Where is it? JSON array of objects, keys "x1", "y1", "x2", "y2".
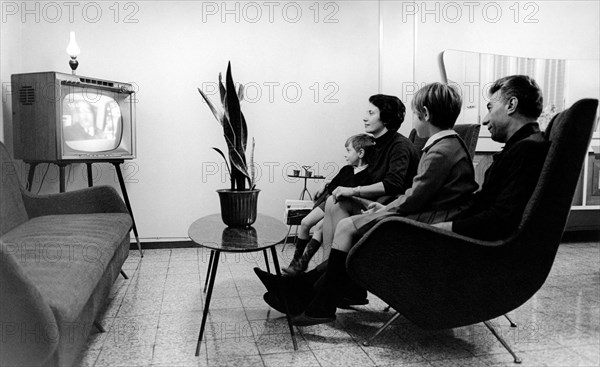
[
  {"x1": 411, "y1": 82, "x2": 462, "y2": 129},
  {"x1": 346, "y1": 133, "x2": 375, "y2": 157},
  {"x1": 489, "y1": 75, "x2": 543, "y2": 119}
]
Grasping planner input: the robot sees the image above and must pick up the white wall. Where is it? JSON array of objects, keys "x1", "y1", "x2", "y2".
[
  {"x1": 1, "y1": 1, "x2": 380, "y2": 240},
  {"x1": 1, "y1": 1, "x2": 598, "y2": 241}
]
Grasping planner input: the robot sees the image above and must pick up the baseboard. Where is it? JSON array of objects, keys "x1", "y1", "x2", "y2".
[
  {"x1": 560, "y1": 230, "x2": 600, "y2": 243},
  {"x1": 129, "y1": 236, "x2": 299, "y2": 251},
  {"x1": 130, "y1": 240, "x2": 195, "y2": 250}
]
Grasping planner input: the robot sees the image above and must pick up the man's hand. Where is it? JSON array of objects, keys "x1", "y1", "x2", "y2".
[
  {"x1": 362, "y1": 202, "x2": 385, "y2": 214},
  {"x1": 432, "y1": 222, "x2": 453, "y2": 231}
]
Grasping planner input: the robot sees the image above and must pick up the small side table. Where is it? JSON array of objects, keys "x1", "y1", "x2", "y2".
[
  {"x1": 188, "y1": 214, "x2": 296, "y2": 356},
  {"x1": 288, "y1": 174, "x2": 326, "y2": 201},
  {"x1": 284, "y1": 175, "x2": 326, "y2": 246}
]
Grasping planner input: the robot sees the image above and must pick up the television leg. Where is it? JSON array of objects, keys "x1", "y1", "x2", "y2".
[
  {"x1": 86, "y1": 163, "x2": 94, "y2": 187},
  {"x1": 26, "y1": 162, "x2": 38, "y2": 191},
  {"x1": 58, "y1": 164, "x2": 67, "y2": 193},
  {"x1": 112, "y1": 162, "x2": 143, "y2": 257}
]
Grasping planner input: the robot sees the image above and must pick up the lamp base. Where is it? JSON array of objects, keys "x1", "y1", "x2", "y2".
[{"x1": 69, "y1": 58, "x2": 78, "y2": 75}]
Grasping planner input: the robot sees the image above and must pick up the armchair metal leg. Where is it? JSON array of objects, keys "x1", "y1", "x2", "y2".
[
  {"x1": 504, "y1": 314, "x2": 517, "y2": 327},
  {"x1": 483, "y1": 321, "x2": 522, "y2": 364},
  {"x1": 93, "y1": 321, "x2": 106, "y2": 332},
  {"x1": 362, "y1": 312, "x2": 401, "y2": 346}
]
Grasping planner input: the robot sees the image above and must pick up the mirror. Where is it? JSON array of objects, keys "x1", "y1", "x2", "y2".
[{"x1": 440, "y1": 49, "x2": 599, "y2": 151}]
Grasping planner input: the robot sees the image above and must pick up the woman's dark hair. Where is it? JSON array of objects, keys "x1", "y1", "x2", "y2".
[
  {"x1": 489, "y1": 75, "x2": 543, "y2": 119},
  {"x1": 368, "y1": 94, "x2": 406, "y2": 132}
]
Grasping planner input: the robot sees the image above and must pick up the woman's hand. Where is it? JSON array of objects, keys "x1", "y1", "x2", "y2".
[
  {"x1": 332, "y1": 186, "x2": 356, "y2": 202},
  {"x1": 314, "y1": 183, "x2": 327, "y2": 201}
]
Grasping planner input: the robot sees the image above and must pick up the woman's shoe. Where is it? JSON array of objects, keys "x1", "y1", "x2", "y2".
[
  {"x1": 281, "y1": 261, "x2": 303, "y2": 276},
  {"x1": 281, "y1": 238, "x2": 309, "y2": 274}
]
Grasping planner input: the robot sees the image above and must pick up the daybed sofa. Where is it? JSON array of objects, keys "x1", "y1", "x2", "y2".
[{"x1": 0, "y1": 141, "x2": 133, "y2": 367}]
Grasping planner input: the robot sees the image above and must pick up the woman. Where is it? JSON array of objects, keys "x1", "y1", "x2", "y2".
[{"x1": 321, "y1": 94, "x2": 420, "y2": 256}]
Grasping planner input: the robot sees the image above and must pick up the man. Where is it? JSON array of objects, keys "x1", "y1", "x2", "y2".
[
  {"x1": 256, "y1": 75, "x2": 550, "y2": 326},
  {"x1": 432, "y1": 74, "x2": 549, "y2": 240}
]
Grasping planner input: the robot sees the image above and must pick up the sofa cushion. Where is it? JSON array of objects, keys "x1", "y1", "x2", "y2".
[{"x1": 0, "y1": 213, "x2": 132, "y2": 323}]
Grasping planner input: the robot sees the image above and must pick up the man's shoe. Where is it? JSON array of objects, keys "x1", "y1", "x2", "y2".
[
  {"x1": 263, "y1": 292, "x2": 302, "y2": 316},
  {"x1": 254, "y1": 267, "x2": 283, "y2": 293},
  {"x1": 337, "y1": 297, "x2": 369, "y2": 309},
  {"x1": 291, "y1": 312, "x2": 335, "y2": 326}
]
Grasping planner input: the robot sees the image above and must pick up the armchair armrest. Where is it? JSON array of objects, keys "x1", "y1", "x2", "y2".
[{"x1": 21, "y1": 186, "x2": 129, "y2": 219}]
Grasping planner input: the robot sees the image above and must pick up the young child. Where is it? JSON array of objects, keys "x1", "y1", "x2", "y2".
[{"x1": 282, "y1": 133, "x2": 375, "y2": 275}]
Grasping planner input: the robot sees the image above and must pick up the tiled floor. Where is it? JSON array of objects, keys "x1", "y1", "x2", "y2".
[{"x1": 75, "y1": 240, "x2": 599, "y2": 366}]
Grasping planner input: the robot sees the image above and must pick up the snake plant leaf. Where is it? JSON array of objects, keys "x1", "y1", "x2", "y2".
[
  {"x1": 224, "y1": 134, "x2": 252, "y2": 188},
  {"x1": 211, "y1": 147, "x2": 231, "y2": 176},
  {"x1": 249, "y1": 137, "x2": 256, "y2": 189},
  {"x1": 238, "y1": 84, "x2": 244, "y2": 102},
  {"x1": 197, "y1": 88, "x2": 224, "y2": 125},
  {"x1": 225, "y1": 62, "x2": 248, "y2": 159},
  {"x1": 218, "y1": 73, "x2": 226, "y2": 106}
]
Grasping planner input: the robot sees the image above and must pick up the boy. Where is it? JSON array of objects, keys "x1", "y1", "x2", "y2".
[{"x1": 282, "y1": 133, "x2": 375, "y2": 275}]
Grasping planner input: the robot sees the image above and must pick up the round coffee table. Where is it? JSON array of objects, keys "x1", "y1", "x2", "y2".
[{"x1": 188, "y1": 213, "x2": 296, "y2": 355}]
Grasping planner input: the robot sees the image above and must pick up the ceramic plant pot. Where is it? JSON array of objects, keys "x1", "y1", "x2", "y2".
[{"x1": 217, "y1": 189, "x2": 260, "y2": 227}]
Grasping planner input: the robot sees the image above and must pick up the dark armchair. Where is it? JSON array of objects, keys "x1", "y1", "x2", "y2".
[
  {"x1": 409, "y1": 123, "x2": 481, "y2": 158},
  {"x1": 346, "y1": 99, "x2": 598, "y2": 363}
]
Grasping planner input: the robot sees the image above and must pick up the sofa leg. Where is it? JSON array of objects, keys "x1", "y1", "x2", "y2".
[
  {"x1": 120, "y1": 270, "x2": 129, "y2": 279},
  {"x1": 363, "y1": 312, "x2": 401, "y2": 346},
  {"x1": 93, "y1": 321, "x2": 106, "y2": 333},
  {"x1": 483, "y1": 321, "x2": 522, "y2": 364}
]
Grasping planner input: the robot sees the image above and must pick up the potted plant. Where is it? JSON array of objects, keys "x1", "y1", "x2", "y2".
[{"x1": 198, "y1": 62, "x2": 258, "y2": 227}]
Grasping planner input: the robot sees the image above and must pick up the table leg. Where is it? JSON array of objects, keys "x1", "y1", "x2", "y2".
[
  {"x1": 196, "y1": 251, "x2": 220, "y2": 356},
  {"x1": 268, "y1": 246, "x2": 298, "y2": 351},
  {"x1": 263, "y1": 249, "x2": 271, "y2": 273},
  {"x1": 204, "y1": 250, "x2": 214, "y2": 293}
]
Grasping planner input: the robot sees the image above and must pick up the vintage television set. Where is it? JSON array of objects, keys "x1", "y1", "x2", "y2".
[{"x1": 11, "y1": 71, "x2": 136, "y2": 161}]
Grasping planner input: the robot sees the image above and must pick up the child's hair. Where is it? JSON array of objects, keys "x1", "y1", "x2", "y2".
[
  {"x1": 411, "y1": 83, "x2": 462, "y2": 129},
  {"x1": 345, "y1": 133, "x2": 375, "y2": 158}
]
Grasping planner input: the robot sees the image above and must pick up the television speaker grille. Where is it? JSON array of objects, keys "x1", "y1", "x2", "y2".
[{"x1": 19, "y1": 86, "x2": 35, "y2": 105}]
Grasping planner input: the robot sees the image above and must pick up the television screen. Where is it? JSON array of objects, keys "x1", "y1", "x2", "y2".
[{"x1": 62, "y1": 91, "x2": 123, "y2": 152}]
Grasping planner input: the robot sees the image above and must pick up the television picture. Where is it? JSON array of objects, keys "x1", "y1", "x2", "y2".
[
  {"x1": 62, "y1": 94, "x2": 123, "y2": 152},
  {"x1": 11, "y1": 72, "x2": 136, "y2": 161}
]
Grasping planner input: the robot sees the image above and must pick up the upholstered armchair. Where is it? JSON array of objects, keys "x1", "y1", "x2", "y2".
[
  {"x1": 409, "y1": 123, "x2": 481, "y2": 158},
  {"x1": 346, "y1": 99, "x2": 598, "y2": 363}
]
